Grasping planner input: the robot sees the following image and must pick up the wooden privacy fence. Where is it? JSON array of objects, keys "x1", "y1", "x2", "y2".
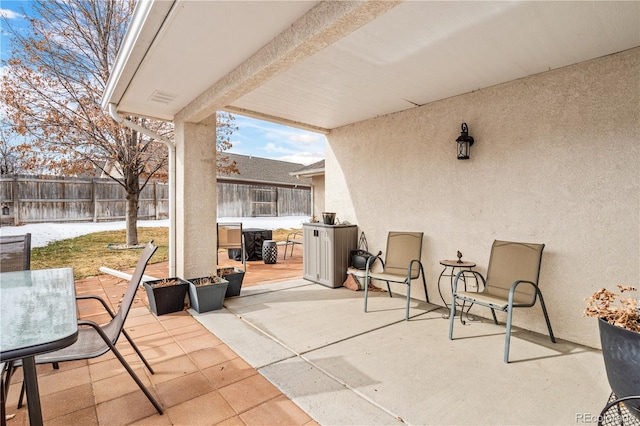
[
  {"x1": 0, "y1": 175, "x2": 310, "y2": 226},
  {"x1": 0, "y1": 175, "x2": 169, "y2": 225}
]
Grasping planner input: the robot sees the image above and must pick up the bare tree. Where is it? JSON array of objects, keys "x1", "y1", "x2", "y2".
[{"x1": 1, "y1": 0, "x2": 238, "y2": 245}]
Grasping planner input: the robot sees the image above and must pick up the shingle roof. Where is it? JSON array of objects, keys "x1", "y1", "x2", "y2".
[
  {"x1": 291, "y1": 160, "x2": 325, "y2": 176},
  {"x1": 217, "y1": 153, "x2": 311, "y2": 187}
]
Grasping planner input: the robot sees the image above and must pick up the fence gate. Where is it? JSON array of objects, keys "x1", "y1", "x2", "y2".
[{"x1": 250, "y1": 187, "x2": 277, "y2": 217}]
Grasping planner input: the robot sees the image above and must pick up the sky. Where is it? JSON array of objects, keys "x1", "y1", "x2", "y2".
[{"x1": 0, "y1": 1, "x2": 326, "y2": 166}]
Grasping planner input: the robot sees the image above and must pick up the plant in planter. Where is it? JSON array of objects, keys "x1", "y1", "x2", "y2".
[
  {"x1": 217, "y1": 266, "x2": 245, "y2": 297},
  {"x1": 584, "y1": 285, "x2": 640, "y2": 421},
  {"x1": 144, "y1": 277, "x2": 189, "y2": 316},
  {"x1": 187, "y1": 274, "x2": 229, "y2": 313}
]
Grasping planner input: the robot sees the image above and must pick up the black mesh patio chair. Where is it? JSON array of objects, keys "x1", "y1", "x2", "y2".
[
  {"x1": 598, "y1": 394, "x2": 640, "y2": 426},
  {"x1": 6, "y1": 241, "x2": 163, "y2": 415},
  {"x1": 363, "y1": 231, "x2": 428, "y2": 321},
  {"x1": 0, "y1": 234, "x2": 31, "y2": 272},
  {"x1": 448, "y1": 240, "x2": 555, "y2": 363}
]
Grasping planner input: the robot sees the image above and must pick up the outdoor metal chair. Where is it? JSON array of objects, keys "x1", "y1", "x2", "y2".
[
  {"x1": 448, "y1": 240, "x2": 555, "y2": 363},
  {"x1": 0, "y1": 234, "x2": 31, "y2": 272},
  {"x1": 5, "y1": 241, "x2": 163, "y2": 415},
  {"x1": 363, "y1": 231, "x2": 428, "y2": 321},
  {"x1": 283, "y1": 230, "x2": 303, "y2": 259},
  {"x1": 598, "y1": 394, "x2": 640, "y2": 426}
]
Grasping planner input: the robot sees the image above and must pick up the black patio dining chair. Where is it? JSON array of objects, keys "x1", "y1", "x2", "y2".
[
  {"x1": 1, "y1": 233, "x2": 36, "y2": 426},
  {"x1": 0, "y1": 234, "x2": 31, "y2": 272},
  {"x1": 448, "y1": 240, "x2": 556, "y2": 363},
  {"x1": 4, "y1": 241, "x2": 163, "y2": 415}
]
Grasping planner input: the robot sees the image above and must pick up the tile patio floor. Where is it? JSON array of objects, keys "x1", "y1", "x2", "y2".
[{"x1": 3, "y1": 246, "x2": 314, "y2": 426}]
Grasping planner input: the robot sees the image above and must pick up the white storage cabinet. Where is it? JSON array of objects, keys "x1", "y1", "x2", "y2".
[{"x1": 303, "y1": 223, "x2": 357, "y2": 288}]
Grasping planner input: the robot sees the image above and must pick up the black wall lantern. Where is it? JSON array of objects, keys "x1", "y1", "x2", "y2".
[{"x1": 455, "y1": 122, "x2": 474, "y2": 160}]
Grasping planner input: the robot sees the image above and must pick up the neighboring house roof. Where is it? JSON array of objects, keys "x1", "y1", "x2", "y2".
[
  {"x1": 290, "y1": 160, "x2": 325, "y2": 178},
  {"x1": 218, "y1": 153, "x2": 310, "y2": 188}
]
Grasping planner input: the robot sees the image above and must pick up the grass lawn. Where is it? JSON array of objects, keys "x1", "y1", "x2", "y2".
[{"x1": 31, "y1": 227, "x2": 300, "y2": 279}]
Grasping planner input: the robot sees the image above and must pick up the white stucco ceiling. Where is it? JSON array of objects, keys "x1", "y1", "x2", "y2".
[{"x1": 103, "y1": 0, "x2": 640, "y2": 132}]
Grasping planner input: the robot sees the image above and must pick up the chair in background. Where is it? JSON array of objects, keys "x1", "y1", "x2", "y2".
[
  {"x1": 448, "y1": 240, "x2": 555, "y2": 363},
  {"x1": 217, "y1": 222, "x2": 246, "y2": 270},
  {"x1": 0, "y1": 234, "x2": 31, "y2": 272},
  {"x1": 1, "y1": 233, "x2": 32, "y2": 425},
  {"x1": 6, "y1": 242, "x2": 164, "y2": 415},
  {"x1": 363, "y1": 231, "x2": 428, "y2": 321},
  {"x1": 283, "y1": 230, "x2": 303, "y2": 259}
]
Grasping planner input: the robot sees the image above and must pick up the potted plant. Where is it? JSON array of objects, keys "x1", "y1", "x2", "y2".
[
  {"x1": 187, "y1": 274, "x2": 229, "y2": 313},
  {"x1": 585, "y1": 285, "x2": 640, "y2": 420},
  {"x1": 217, "y1": 267, "x2": 245, "y2": 297},
  {"x1": 144, "y1": 277, "x2": 189, "y2": 315}
]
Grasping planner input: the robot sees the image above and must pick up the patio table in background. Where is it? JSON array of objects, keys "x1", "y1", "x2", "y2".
[{"x1": 0, "y1": 268, "x2": 78, "y2": 426}]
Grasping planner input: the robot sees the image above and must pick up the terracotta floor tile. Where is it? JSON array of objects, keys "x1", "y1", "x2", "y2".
[
  {"x1": 139, "y1": 341, "x2": 188, "y2": 364},
  {"x1": 240, "y1": 395, "x2": 312, "y2": 426},
  {"x1": 96, "y1": 389, "x2": 160, "y2": 425},
  {"x1": 128, "y1": 412, "x2": 173, "y2": 425},
  {"x1": 125, "y1": 321, "x2": 166, "y2": 338},
  {"x1": 159, "y1": 315, "x2": 197, "y2": 331},
  {"x1": 155, "y1": 372, "x2": 215, "y2": 408},
  {"x1": 168, "y1": 324, "x2": 211, "y2": 341},
  {"x1": 157, "y1": 310, "x2": 191, "y2": 322},
  {"x1": 218, "y1": 374, "x2": 282, "y2": 414},
  {"x1": 136, "y1": 331, "x2": 175, "y2": 348},
  {"x1": 92, "y1": 366, "x2": 152, "y2": 404},
  {"x1": 214, "y1": 415, "x2": 247, "y2": 426},
  {"x1": 129, "y1": 305, "x2": 154, "y2": 318},
  {"x1": 178, "y1": 333, "x2": 225, "y2": 354},
  {"x1": 124, "y1": 313, "x2": 160, "y2": 328},
  {"x1": 88, "y1": 356, "x2": 142, "y2": 382},
  {"x1": 147, "y1": 355, "x2": 199, "y2": 385},
  {"x1": 37, "y1": 364, "x2": 91, "y2": 396},
  {"x1": 45, "y1": 406, "x2": 98, "y2": 426},
  {"x1": 188, "y1": 346, "x2": 239, "y2": 371},
  {"x1": 202, "y1": 358, "x2": 257, "y2": 389},
  {"x1": 40, "y1": 383, "x2": 95, "y2": 421},
  {"x1": 166, "y1": 391, "x2": 236, "y2": 425}
]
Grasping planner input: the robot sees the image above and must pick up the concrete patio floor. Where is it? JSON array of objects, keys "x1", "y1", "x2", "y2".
[
  {"x1": 196, "y1": 280, "x2": 612, "y2": 425},
  {"x1": 4, "y1": 244, "x2": 613, "y2": 425}
]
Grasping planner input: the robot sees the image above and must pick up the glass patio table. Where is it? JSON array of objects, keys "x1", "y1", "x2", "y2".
[{"x1": 0, "y1": 268, "x2": 78, "y2": 426}]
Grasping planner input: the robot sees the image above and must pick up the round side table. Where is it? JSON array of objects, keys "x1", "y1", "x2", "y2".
[
  {"x1": 262, "y1": 240, "x2": 278, "y2": 264},
  {"x1": 437, "y1": 259, "x2": 477, "y2": 316}
]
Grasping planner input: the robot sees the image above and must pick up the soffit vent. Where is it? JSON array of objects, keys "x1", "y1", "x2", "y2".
[{"x1": 148, "y1": 90, "x2": 178, "y2": 104}]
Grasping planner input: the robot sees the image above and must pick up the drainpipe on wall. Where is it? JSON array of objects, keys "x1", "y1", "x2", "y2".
[{"x1": 108, "y1": 104, "x2": 176, "y2": 277}]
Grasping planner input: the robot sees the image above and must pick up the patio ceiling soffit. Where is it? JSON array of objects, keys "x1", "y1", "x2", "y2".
[{"x1": 176, "y1": 1, "x2": 400, "y2": 130}]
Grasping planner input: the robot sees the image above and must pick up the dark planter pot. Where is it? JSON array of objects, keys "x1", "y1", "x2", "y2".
[
  {"x1": 187, "y1": 277, "x2": 229, "y2": 313},
  {"x1": 144, "y1": 278, "x2": 189, "y2": 316},
  {"x1": 217, "y1": 267, "x2": 245, "y2": 297},
  {"x1": 598, "y1": 318, "x2": 640, "y2": 419}
]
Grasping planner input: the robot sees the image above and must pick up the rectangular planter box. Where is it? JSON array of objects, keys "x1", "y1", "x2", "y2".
[
  {"x1": 187, "y1": 277, "x2": 229, "y2": 313},
  {"x1": 144, "y1": 278, "x2": 189, "y2": 316},
  {"x1": 217, "y1": 267, "x2": 245, "y2": 297}
]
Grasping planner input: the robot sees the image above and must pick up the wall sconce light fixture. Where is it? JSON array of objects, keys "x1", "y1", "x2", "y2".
[{"x1": 455, "y1": 122, "x2": 474, "y2": 160}]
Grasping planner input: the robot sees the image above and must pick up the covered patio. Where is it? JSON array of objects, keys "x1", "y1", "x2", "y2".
[
  {"x1": 95, "y1": 0, "x2": 639, "y2": 423},
  {"x1": 101, "y1": 0, "x2": 639, "y2": 352},
  {"x1": 3, "y1": 256, "x2": 609, "y2": 425}
]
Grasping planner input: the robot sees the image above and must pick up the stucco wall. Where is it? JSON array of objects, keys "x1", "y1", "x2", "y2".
[
  {"x1": 326, "y1": 47, "x2": 639, "y2": 348},
  {"x1": 312, "y1": 175, "x2": 326, "y2": 220}
]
